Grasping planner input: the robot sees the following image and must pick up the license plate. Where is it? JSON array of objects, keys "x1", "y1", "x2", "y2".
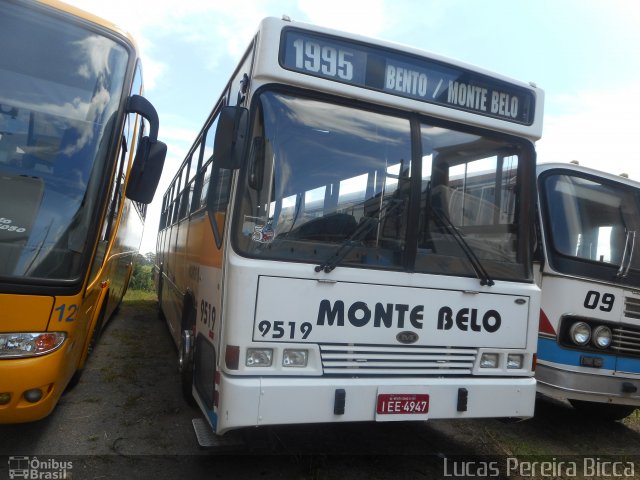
[{"x1": 376, "y1": 393, "x2": 430, "y2": 415}]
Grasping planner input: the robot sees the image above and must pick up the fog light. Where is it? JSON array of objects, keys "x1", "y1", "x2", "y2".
[
  {"x1": 507, "y1": 354, "x2": 524, "y2": 369},
  {"x1": 480, "y1": 353, "x2": 499, "y2": 368},
  {"x1": 283, "y1": 349, "x2": 308, "y2": 367},
  {"x1": 569, "y1": 322, "x2": 591, "y2": 346},
  {"x1": 24, "y1": 389, "x2": 43, "y2": 403},
  {"x1": 592, "y1": 325, "x2": 612, "y2": 349},
  {"x1": 246, "y1": 348, "x2": 273, "y2": 367},
  {"x1": 0, "y1": 393, "x2": 10, "y2": 405}
]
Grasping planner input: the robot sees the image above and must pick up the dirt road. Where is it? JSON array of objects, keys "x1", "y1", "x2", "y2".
[{"x1": 1, "y1": 295, "x2": 640, "y2": 479}]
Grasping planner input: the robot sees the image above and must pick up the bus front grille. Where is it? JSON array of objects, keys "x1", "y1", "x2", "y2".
[
  {"x1": 319, "y1": 344, "x2": 477, "y2": 376},
  {"x1": 612, "y1": 325, "x2": 640, "y2": 357},
  {"x1": 624, "y1": 296, "x2": 640, "y2": 321}
]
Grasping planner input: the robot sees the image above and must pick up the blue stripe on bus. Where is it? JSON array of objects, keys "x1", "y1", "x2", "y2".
[
  {"x1": 616, "y1": 357, "x2": 640, "y2": 374},
  {"x1": 537, "y1": 337, "x2": 616, "y2": 370},
  {"x1": 537, "y1": 338, "x2": 640, "y2": 373},
  {"x1": 207, "y1": 410, "x2": 218, "y2": 430}
]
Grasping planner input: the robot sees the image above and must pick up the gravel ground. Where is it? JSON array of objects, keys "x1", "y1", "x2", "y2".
[{"x1": 1, "y1": 296, "x2": 640, "y2": 479}]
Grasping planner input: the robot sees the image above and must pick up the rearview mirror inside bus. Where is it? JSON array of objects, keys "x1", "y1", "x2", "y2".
[{"x1": 214, "y1": 106, "x2": 248, "y2": 169}]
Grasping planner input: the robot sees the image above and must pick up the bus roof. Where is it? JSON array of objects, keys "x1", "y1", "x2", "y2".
[
  {"x1": 537, "y1": 162, "x2": 640, "y2": 188},
  {"x1": 34, "y1": 0, "x2": 139, "y2": 52}
]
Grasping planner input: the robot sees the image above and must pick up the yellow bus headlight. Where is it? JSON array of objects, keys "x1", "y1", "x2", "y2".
[{"x1": 0, "y1": 332, "x2": 66, "y2": 358}]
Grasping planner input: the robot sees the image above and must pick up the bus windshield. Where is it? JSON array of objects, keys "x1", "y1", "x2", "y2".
[
  {"x1": 541, "y1": 172, "x2": 640, "y2": 278},
  {"x1": 0, "y1": 4, "x2": 129, "y2": 282},
  {"x1": 234, "y1": 90, "x2": 531, "y2": 282}
]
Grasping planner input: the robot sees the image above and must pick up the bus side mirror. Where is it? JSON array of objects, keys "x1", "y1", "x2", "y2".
[
  {"x1": 214, "y1": 106, "x2": 248, "y2": 169},
  {"x1": 126, "y1": 137, "x2": 167, "y2": 204},
  {"x1": 125, "y1": 95, "x2": 167, "y2": 204}
]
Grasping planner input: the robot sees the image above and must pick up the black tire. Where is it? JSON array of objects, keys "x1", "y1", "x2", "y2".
[
  {"x1": 65, "y1": 368, "x2": 83, "y2": 392},
  {"x1": 569, "y1": 399, "x2": 637, "y2": 421},
  {"x1": 157, "y1": 270, "x2": 165, "y2": 321},
  {"x1": 179, "y1": 301, "x2": 197, "y2": 405},
  {"x1": 65, "y1": 297, "x2": 108, "y2": 392}
]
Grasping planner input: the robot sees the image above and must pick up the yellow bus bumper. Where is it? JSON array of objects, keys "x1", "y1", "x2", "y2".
[{"x1": 0, "y1": 344, "x2": 74, "y2": 423}]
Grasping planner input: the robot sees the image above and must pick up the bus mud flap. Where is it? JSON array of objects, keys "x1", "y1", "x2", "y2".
[{"x1": 191, "y1": 418, "x2": 244, "y2": 449}]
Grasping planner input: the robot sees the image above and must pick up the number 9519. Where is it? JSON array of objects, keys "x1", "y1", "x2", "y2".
[{"x1": 257, "y1": 320, "x2": 312, "y2": 340}]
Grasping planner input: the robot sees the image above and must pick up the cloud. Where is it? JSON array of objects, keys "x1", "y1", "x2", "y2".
[
  {"x1": 536, "y1": 86, "x2": 640, "y2": 180},
  {"x1": 64, "y1": 0, "x2": 275, "y2": 86},
  {"x1": 297, "y1": 0, "x2": 388, "y2": 37}
]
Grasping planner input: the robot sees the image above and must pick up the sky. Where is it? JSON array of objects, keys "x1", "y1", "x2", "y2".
[{"x1": 62, "y1": 0, "x2": 640, "y2": 253}]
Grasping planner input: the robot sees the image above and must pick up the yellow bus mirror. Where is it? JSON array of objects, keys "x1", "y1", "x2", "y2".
[{"x1": 126, "y1": 137, "x2": 167, "y2": 204}]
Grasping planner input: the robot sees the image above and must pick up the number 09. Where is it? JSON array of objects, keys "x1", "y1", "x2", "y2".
[{"x1": 584, "y1": 290, "x2": 615, "y2": 312}]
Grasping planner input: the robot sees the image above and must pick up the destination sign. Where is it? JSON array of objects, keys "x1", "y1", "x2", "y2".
[{"x1": 280, "y1": 28, "x2": 535, "y2": 125}]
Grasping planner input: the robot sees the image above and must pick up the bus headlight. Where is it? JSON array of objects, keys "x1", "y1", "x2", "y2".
[
  {"x1": 480, "y1": 353, "x2": 499, "y2": 368},
  {"x1": 0, "y1": 332, "x2": 66, "y2": 358},
  {"x1": 507, "y1": 354, "x2": 524, "y2": 369},
  {"x1": 569, "y1": 322, "x2": 591, "y2": 346},
  {"x1": 592, "y1": 325, "x2": 612, "y2": 349},
  {"x1": 246, "y1": 348, "x2": 273, "y2": 367},
  {"x1": 283, "y1": 349, "x2": 308, "y2": 367}
]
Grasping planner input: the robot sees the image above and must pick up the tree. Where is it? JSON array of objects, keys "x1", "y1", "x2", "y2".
[{"x1": 129, "y1": 254, "x2": 154, "y2": 291}]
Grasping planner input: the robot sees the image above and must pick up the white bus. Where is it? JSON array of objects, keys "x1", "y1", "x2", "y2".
[
  {"x1": 535, "y1": 162, "x2": 640, "y2": 420},
  {"x1": 155, "y1": 16, "x2": 545, "y2": 441}
]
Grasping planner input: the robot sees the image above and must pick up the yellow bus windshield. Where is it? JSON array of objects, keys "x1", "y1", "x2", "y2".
[{"x1": 0, "y1": 3, "x2": 129, "y2": 282}]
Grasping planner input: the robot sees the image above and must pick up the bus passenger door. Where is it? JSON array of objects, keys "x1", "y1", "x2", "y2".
[
  {"x1": 191, "y1": 113, "x2": 235, "y2": 427},
  {"x1": 192, "y1": 163, "x2": 234, "y2": 424}
]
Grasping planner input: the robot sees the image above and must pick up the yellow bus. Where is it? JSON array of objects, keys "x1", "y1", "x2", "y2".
[
  {"x1": 0, "y1": 0, "x2": 166, "y2": 423},
  {"x1": 157, "y1": 16, "x2": 544, "y2": 443}
]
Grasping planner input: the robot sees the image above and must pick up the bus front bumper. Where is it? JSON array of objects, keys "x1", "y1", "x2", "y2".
[
  {"x1": 0, "y1": 347, "x2": 73, "y2": 424},
  {"x1": 213, "y1": 375, "x2": 536, "y2": 434},
  {"x1": 536, "y1": 362, "x2": 640, "y2": 406}
]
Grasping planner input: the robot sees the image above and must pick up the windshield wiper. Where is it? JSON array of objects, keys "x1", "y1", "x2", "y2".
[
  {"x1": 315, "y1": 197, "x2": 404, "y2": 273},
  {"x1": 426, "y1": 182, "x2": 494, "y2": 287},
  {"x1": 616, "y1": 230, "x2": 636, "y2": 279}
]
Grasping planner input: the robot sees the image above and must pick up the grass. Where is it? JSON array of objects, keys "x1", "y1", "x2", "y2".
[
  {"x1": 123, "y1": 289, "x2": 157, "y2": 302},
  {"x1": 122, "y1": 289, "x2": 158, "y2": 316}
]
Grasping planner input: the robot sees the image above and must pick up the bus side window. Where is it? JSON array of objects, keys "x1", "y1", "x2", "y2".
[
  {"x1": 178, "y1": 161, "x2": 191, "y2": 220},
  {"x1": 207, "y1": 166, "x2": 233, "y2": 248},
  {"x1": 199, "y1": 159, "x2": 213, "y2": 210},
  {"x1": 159, "y1": 194, "x2": 168, "y2": 230},
  {"x1": 89, "y1": 111, "x2": 136, "y2": 281},
  {"x1": 189, "y1": 138, "x2": 206, "y2": 215}
]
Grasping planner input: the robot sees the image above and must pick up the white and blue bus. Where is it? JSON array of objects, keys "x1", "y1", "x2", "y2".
[
  {"x1": 535, "y1": 162, "x2": 640, "y2": 420},
  {"x1": 155, "y1": 16, "x2": 545, "y2": 441}
]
